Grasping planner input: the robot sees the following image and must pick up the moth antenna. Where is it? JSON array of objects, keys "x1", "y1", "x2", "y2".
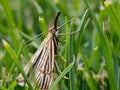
[
  {"x1": 57, "y1": 17, "x2": 75, "y2": 30},
  {"x1": 53, "y1": 12, "x2": 61, "y2": 29}
]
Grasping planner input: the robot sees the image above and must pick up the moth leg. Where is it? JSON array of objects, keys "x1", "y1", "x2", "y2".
[
  {"x1": 58, "y1": 53, "x2": 67, "y2": 62},
  {"x1": 56, "y1": 37, "x2": 66, "y2": 43},
  {"x1": 16, "y1": 74, "x2": 26, "y2": 86},
  {"x1": 54, "y1": 60, "x2": 69, "y2": 79},
  {"x1": 55, "y1": 37, "x2": 66, "y2": 62}
]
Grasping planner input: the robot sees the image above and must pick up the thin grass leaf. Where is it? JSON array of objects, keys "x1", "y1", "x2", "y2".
[
  {"x1": 104, "y1": 2, "x2": 120, "y2": 37},
  {"x1": 50, "y1": 59, "x2": 75, "y2": 90},
  {"x1": 7, "y1": 63, "x2": 15, "y2": 78},
  {"x1": 68, "y1": 20, "x2": 76, "y2": 90},
  {"x1": 2, "y1": 39, "x2": 33, "y2": 90},
  {"x1": 8, "y1": 81, "x2": 18, "y2": 90},
  {"x1": 88, "y1": 47, "x2": 98, "y2": 67},
  {"x1": 62, "y1": 17, "x2": 70, "y2": 89},
  {"x1": 84, "y1": 1, "x2": 117, "y2": 90},
  {"x1": 65, "y1": 17, "x2": 70, "y2": 63},
  {"x1": 61, "y1": 80, "x2": 68, "y2": 90},
  {"x1": 79, "y1": 48, "x2": 97, "y2": 90},
  {"x1": 0, "y1": 85, "x2": 6, "y2": 90},
  {"x1": 74, "y1": 9, "x2": 89, "y2": 56},
  {"x1": 39, "y1": 17, "x2": 47, "y2": 36},
  {"x1": 19, "y1": 31, "x2": 41, "y2": 45}
]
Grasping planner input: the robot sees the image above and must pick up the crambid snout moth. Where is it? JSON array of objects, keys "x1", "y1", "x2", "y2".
[{"x1": 16, "y1": 12, "x2": 64, "y2": 90}]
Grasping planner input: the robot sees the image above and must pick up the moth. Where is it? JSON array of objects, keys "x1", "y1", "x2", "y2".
[{"x1": 16, "y1": 12, "x2": 63, "y2": 90}]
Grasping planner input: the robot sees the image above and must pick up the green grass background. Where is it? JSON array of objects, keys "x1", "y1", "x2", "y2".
[{"x1": 0, "y1": 0, "x2": 120, "y2": 90}]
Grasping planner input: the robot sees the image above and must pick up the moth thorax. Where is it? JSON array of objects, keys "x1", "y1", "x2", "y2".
[{"x1": 48, "y1": 26, "x2": 57, "y2": 33}]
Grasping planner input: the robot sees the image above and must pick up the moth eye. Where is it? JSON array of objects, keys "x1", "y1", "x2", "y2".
[{"x1": 52, "y1": 29, "x2": 56, "y2": 33}]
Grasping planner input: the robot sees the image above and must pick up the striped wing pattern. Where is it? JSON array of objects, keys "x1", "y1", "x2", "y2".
[
  {"x1": 16, "y1": 12, "x2": 61, "y2": 90},
  {"x1": 16, "y1": 33, "x2": 56, "y2": 90}
]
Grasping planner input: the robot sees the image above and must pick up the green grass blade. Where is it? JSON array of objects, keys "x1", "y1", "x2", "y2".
[
  {"x1": 2, "y1": 39, "x2": 33, "y2": 90},
  {"x1": 84, "y1": 1, "x2": 117, "y2": 90},
  {"x1": 88, "y1": 47, "x2": 98, "y2": 67},
  {"x1": 68, "y1": 20, "x2": 75, "y2": 90},
  {"x1": 0, "y1": 85, "x2": 6, "y2": 90},
  {"x1": 104, "y1": 2, "x2": 120, "y2": 37},
  {"x1": 63, "y1": 17, "x2": 70, "y2": 89},
  {"x1": 74, "y1": 9, "x2": 89, "y2": 56},
  {"x1": 79, "y1": 48, "x2": 97, "y2": 90},
  {"x1": 8, "y1": 80, "x2": 18, "y2": 90},
  {"x1": 65, "y1": 17, "x2": 70, "y2": 60},
  {"x1": 50, "y1": 59, "x2": 75, "y2": 90},
  {"x1": 39, "y1": 17, "x2": 47, "y2": 37}
]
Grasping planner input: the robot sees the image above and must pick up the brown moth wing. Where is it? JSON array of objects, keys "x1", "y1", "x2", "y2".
[{"x1": 16, "y1": 33, "x2": 57, "y2": 90}]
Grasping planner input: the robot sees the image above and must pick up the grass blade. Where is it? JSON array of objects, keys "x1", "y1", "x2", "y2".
[
  {"x1": 2, "y1": 39, "x2": 33, "y2": 90},
  {"x1": 50, "y1": 59, "x2": 75, "y2": 90},
  {"x1": 104, "y1": 1, "x2": 120, "y2": 37},
  {"x1": 0, "y1": 85, "x2": 6, "y2": 90},
  {"x1": 88, "y1": 47, "x2": 98, "y2": 67},
  {"x1": 75, "y1": 9, "x2": 89, "y2": 56},
  {"x1": 79, "y1": 48, "x2": 97, "y2": 90},
  {"x1": 8, "y1": 81, "x2": 18, "y2": 90},
  {"x1": 39, "y1": 17, "x2": 47, "y2": 37},
  {"x1": 84, "y1": 0, "x2": 117, "y2": 90},
  {"x1": 68, "y1": 21, "x2": 76, "y2": 90}
]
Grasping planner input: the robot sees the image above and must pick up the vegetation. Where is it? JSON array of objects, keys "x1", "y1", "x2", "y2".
[{"x1": 0, "y1": 0, "x2": 120, "y2": 90}]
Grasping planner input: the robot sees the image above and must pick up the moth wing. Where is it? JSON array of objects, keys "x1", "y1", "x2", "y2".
[
  {"x1": 16, "y1": 33, "x2": 55, "y2": 90},
  {"x1": 33, "y1": 33, "x2": 55, "y2": 89},
  {"x1": 16, "y1": 38, "x2": 46, "y2": 86}
]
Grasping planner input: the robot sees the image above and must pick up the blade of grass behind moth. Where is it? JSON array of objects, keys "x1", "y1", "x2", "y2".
[
  {"x1": 7, "y1": 63, "x2": 15, "y2": 78},
  {"x1": 63, "y1": 17, "x2": 70, "y2": 89},
  {"x1": 50, "y1": 59, "x2": 75, "y2": 90},
  {"x1": 19, "y1": 30, "x2": 46, "y2": 46},
  {"x1": 74, "y1": 9, "x2": 89, "y2": 56},
  {"x1": 7, "y1": 44, "x2": 23, "y2": 78},
  {"x1": 68, "y1": 20, "x2": 76, "y2": 90},
  {"x1": 61, "y1": 80, "x2": 69, "y2": 90},
  {"x1": 79, "y1": 48, "x2": 97, "y2": 90},
  {"x1": 0, "y1": 85, "x2": 6, "y2": 90},
  {"x1": 19, "y1": 31, "x2": 46, "y2": 57},
  {"x1": 8, "y1": 81, "x2": 18, "y2": 90},
  {"x1": 19, "y1": 31, "x2": 45, "y2": 61},
  {"x1": 65, "y1": 17, "x2": 69, "y2": 65},
  {"x1": 84, "y1": 1, "x2": 117, "y2": 90},
  {"x1": 17, "y1": 31, "x2": 42, "y2": 60},
  {"x1": 88, "y1": 47, "x2": 98, "y2": 67},
  {"x1": 2, "y1": 40, "x2": 33, "y2": 90},
  {"x1": 39, "y1": 16, "x2": 47, "y2": 37}
]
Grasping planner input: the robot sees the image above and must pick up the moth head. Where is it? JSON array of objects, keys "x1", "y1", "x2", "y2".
[
  {"x1": 48, "y1": 12, "x2": 61, "y2": 33},
  {"x1": 48, "y1": 26, "x2": 57, "y2": 34}
]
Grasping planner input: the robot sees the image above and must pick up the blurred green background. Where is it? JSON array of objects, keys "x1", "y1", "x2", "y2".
[{"x1": 0, "y1": 0, "x2": 120, "y2": 90}]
